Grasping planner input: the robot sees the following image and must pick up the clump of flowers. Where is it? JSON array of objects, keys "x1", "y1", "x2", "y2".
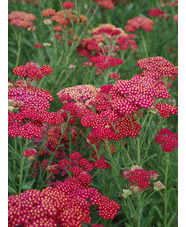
[
  {"x1": 34, "y1": 43, "x2": 44, "y2": 48},
  {"x1": 125, "y1": 16, "x2": 154, "y2": 32},
  {"x1": 8, "y1": 74, "x2": 64, "y2": 140},
  {"x1": 122, "y1": 166, "x2": 159, "y2": 193},
  {"x1": 77, "y1": 23, "x2": 138, "y2": 57},
  {"x1": 93, "y1": 0, "x2": 115, "y2": 9},
  {"x1": 62, "y1": 1, "x2": 75, "y2": 9},
  {"x1": 136, "y1": 56, "x2": 178, "y2": 81},
  {"x1": 8, "y1": 11, "x2": 37, "y2": 29},
  {"x1": 155, "y1": 103, "x2": 178, "y2": 118},
  {"x1": 42, "y1": 7, "x2": 87, "y2": 44},
  {"x1": 8, "y1": 175, "x2": 120, "y2": 226},
  {"x1": 13, "y1": 62, "x2": 53, "y2": 81},
  {"x1": 149, "y1": 8, "x2": 169, "y2": 19},
  {"x1": 87, "y1": 55, "x2": 124, "y2": 75},
  {"x1": 23, "y1": 148, "x2": 38, "y2": 161},
  {"x1": 155, "y1": 128, "x2": 178, "y2": 152}
]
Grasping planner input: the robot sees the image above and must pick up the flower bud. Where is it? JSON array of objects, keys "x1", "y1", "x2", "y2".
[
  {"x1": 43, "y1": 19, "x2": 52, "y2": 25},
  {"x1": 131, "y1": 165, "x2": 143, "y2": 171},
  {"x1": 122, "y1": 189, "x2": 132, "y2": 198},
  {"x1": 43, "y1": 43, "x2": 51, "y2": 47},
  {"x1": 8, "y1": 106, "x2": 14, "y2": 112},
  {"x1": 153, "y1": 181, "x2": 165, "y2": 191}
]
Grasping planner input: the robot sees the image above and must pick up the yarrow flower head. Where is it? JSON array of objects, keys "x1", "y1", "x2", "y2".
[
  {"x1": 125, "y1": 16, "x2": 154, "y2": 32},
  {"x1": 155, "y1": 103, "x2": 178, "y2": 118},
  {"x1": 153, "y1": 181, "x2": 165, "y2": 191},
  {"x1": 137, "y1": 56, "x2": 178, "y2": 81},
  {"x1": 149, "y1": 8, "x2": 169, "y2": 19},
  {"x1": 57, "y1": 84, "x2": 100, "y2": 106},
  {"x1": 122, "y1": 167, "x2": 159, "y2": 193},
  {"x1": 94, "y1": 158, "x2": 110, "y2": 169},
  {"x1": 8, "y1": 177, "x2": 120, "y2": 226},
  {"x1": 13, "y1": 62, "x2": 53, "y2": 81},
  {"x1": 23, "y1": 148, "x2": 38, "y2": 160},
  {"x1": 155, "y1": 128, "x2": 178, "y2": 152},
  {"x1": 8, "y1": 11, "x2": 37, "y2": 29},
  {"x1": 62, "y1": 1, "x2": 75, "y2": 9}
]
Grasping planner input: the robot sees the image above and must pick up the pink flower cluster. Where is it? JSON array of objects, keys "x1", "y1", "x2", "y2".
[
  {"x1": 149, "y1": 8, "x2": 169, "y2": 19},
  {"x1": 122, "y1": 166, "x2": 159, "y2": 192},
  {"x1": 137, "y1": 56, "x2": 178, "y2": 81},
  {"x1": 155, "y1": 103, "x2": 178, "y2": 118},
  {"x1": 125, "y1": 16, "x2": 154, "y2": 32},
  {"x1": 8, "y1": 175, "x2": 120, "y2": 226},
  {"x1": 62, "y1": 1, "x2": 75, "y2": 9},
  {"x1": 88, "y1": 55, "x2": 124, "y2": 74},
  {"x1": 13, "y1": 62, "x2": 53, "y2": 81},
  {"x1": 8, "y1": 79, "x2": 64, "y2": 139},
  {"x1": 155, "y1": 128, "x2": 178, "y2": 152},
  {"x1": 8, "y1": 11, "x2": 36, "y2": 29}
]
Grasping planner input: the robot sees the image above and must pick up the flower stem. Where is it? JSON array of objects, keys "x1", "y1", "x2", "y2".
[
  {"x1": 137, "y1": 137, "x2": 140, "y2": 164},
  {"x1": 140, "y1": 31, "x2": 148, "y2": 58},
  {"x1": 164, "y1": 152, "x2": 169, "y2": 227},
  {"x1": 15, "y1": 30, "x2": 22, "y2": 67}
]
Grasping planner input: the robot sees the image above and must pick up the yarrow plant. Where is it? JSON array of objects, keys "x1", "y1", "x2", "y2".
[{"x1": 8, "y1": 0, "x2": 178, "y2": 226}]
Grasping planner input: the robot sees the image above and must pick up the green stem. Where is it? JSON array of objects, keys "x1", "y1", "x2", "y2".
[
  {"x1": 164, "y1": 152, "x2": 169, "y2": 227},
  {"x1": 104, "y1": 139, "x2": 122, "y2": 193},
  {"x1": 18, "y1": 138, "x2": 28, "y2": 193},
  {"x1": 137, "y1": 193, "x2": 141, "y2": 227},
  {"x1": 15, "y1": 30, "x2": 22, "y2": 67},
  {"x1": 137, "y1": 137, "x2": 140, "y2": 164},
  {"x1": 140, "y1": 31, "x2": 148, "y2": 58},
  {"x1": 142, "y1": 117, "x2": 162, "y2": 163}
]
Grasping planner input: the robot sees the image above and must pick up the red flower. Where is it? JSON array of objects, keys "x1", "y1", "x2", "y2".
[
  {"x1": 94, "y1": 158, "x2": 110, "y2": 169},
  {"x1": 8, "y1": 11, "x2": 37, "y2": 29},
  {"x1": 173, "y1": 14, "x2": 178, "y2": 22},
  {"x1": 155, "y1": 103, "x2": 178, "y2": 118},
  {"x1": 62, "y1": 1, "x2": 75, "y2": 9},
  {"x1": 149, "y1": 8, "x2": 165, "y2": 17},
  {"x1": 125, "y1": 16, "x2": 154, "y2": 32},
  {"x1": 155, "y1": 128, "x2": 178, "y2": 152},
  {"x1": 42, "y1": 8, "x2": 56, "y2": 17},
  {"x1": 137, "y1": 56, "x2": 178, "y2": 81},
  {"x1": 122, "y1": 167, "x2": 159, "y2": 192},
  {"x1": 34, "y1": 43, "x2": 44, "y2": 48}
]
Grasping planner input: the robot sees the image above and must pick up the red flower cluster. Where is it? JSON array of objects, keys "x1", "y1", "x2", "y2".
[
  {"x1": 77, "y1": 23, "x2": 138, "y2": 57},
  {"x1": 88, "y1": 55, "x2": 124, "y2": 74},
  {"x1": 137, "y1": 56, "x2": 178, "y2": 81},
  {"x1": 149, "y1": 8, "x2": 169, "y2": 19},
  {"x1": 155, "y1": 103, "x2": 178, "y2": 118},
  {"x1": 8, "y1": 11, "x2": 37, "y2": 29},
  {"x1": 94, "y1": 0, "x2": 115, "y2": 9},
  {"x1": 34, "y1": 43, "x2": 44, "y2": 48},
  {"x1": 155, "y1": 128, "x2": 178, "y2": 152},
  {"x1": 125, "y1": 16, "x2": 154, "y2": 32},
  {"x1": 81, "y1": 109, "x2": 141, "y2": 143},
  {"x1": 8, "y1": 80, "x2": 64, "y2": 139},
  {"x1": 57, "y1": 84, "x2": 100, "y2": 104},
  {"x1": 110, "y1": 75, "x2": 171, "y2": 114},
  {"x1": 122, "y1": 166, "x2": 159, "y2": 192},
  {"x1": 23, "y1": 148, "x2": 38, "y2": 160},
  {"x1": 173, "y1": 14, "x2": 178, "y2": 22},
  {"x1": 94, "y1": 158, "x2": 110, "y2": 169},
  {"x1": 8, "y1": 176, "x2": 120, "y2": 226},
  {"x1": 62, "y1": 1, "x2": 75, "y2": 9},
  {"x1": 13, "y1": 62, "x2": 53, "y2": 81}
]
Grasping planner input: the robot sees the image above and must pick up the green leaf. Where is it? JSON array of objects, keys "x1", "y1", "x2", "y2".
[
  {"x1": 167, "y1": 211, "x2": 177, "y2": 227},
  {"x1": 8, "y1": 186, "x2": 17, "y2": 195},
  {"x1": 21, "y1": 179, "x2": 36, "y2": 190},
  {"x1": 153, "y1": 205, "x2": 164, "y2": 221}
]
